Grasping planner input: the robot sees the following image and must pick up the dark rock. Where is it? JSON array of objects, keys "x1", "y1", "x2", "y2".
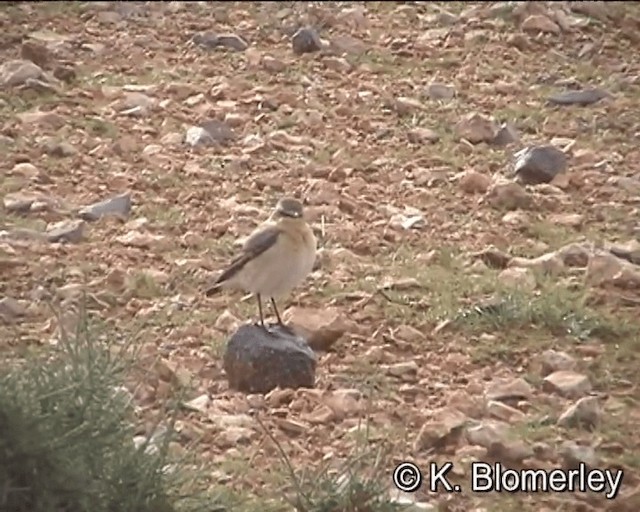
[
  {"x1": 192, "y1": 31, "x2": 248, "y2": 52},
  {"x1": 44, "y1": 139, "x2": 76, "y2": 157},
  {"x1": 217, "y1": 33, "x2": 249, "y2": 52},
  {"x1": 547, "y1": 88, "x2": 610, "y2": 106},
  {"x1": 424, "y1": 82, "x2": 456, "y2": 100},
  {"x1": 53, "y1": 64, "x2": 76, "y2": 83},
  {"x1": 78, "y1": 192, "x2": 132, "y2": 221},
  {"x1": 20, "y1": 41, "x2": 51, "y2": 69},
  {"x1": 223, "y1": 323, "x2": 317, "y2": 394},
  {"x1": 192, "y1": 31, "x2": 219, "y2": 49},
  {"x1": 492, "y1": 123, "x2": 519, "y2": 147},
  {"x1": 608, "y1": 244, "x2": 640, "y2": 265},
  {"x1": 291, "y1": 27, "x2": 323, "y2": 55},
  {"x1": 513, "y1": 145, "x2": 567, "y2": 185}
]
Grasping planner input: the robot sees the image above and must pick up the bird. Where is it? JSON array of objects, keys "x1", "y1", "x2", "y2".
[{"x1": 205, "y1": 196, "x2": 317, "y2": 332}]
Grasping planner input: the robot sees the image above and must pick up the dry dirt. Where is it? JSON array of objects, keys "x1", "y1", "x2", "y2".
[{"x1": 2, "y1": 2, "x2": 640, "y2": 511}]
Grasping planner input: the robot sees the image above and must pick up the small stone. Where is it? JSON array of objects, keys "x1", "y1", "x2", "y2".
[
  {"x1": 486, "y1": 181, "x2": 532, "y2": 210},
  {"x1": 394, "y1": 324, "x2": 424, "y2": 344},
  {"x1": 543, "y1": 371, "x2": 591, "y2": 398},
  {"x1": 424, "y1": 82, "x2": 455, "y2": 100},
  {"x1": 548, "y1": 213, "x2": 583, "y2": 228},
  {"x1": 0, "y1": 59, "x2": 47, "y2": 87},
  {"x1": 393, "y1": 97, "x2": 425, "y2": 116},
  {"x1": 44, "y1": 139, "x2": 76, "y2": 157},
  {"x1": 185, "y1": 119, "x2": 235, "y2": 147},
  {"x1": 384, "y1": 361, "x2": 418, "y2": 378},
  {"x1": 485, "y1": 377, "x2": 534, "y2": 402},
  {"x1": 46, "y1": 219, "x2": 85, "y2": 244},
  {"x1": 556, "y1": 243, "x2": 591, "y2": 267},
  {"x1": 557, "y1": 396, "x2": 601, "y2": 429},
  {"x1": 455, "y1": 112, "x2": 498, "y2": 144},
  {"x1": 547, "y1": 88, "x2": 610, "y2": 106},
  {"x1": 465, "y1": 420, "x2": 510, "y2": 448},
  {"x1": 586, "y1": 251, "x2": 640, "y2": 289},
  {"x1": 486, "y1": 401, "x2": 526, "y2": 422},
  {"x1": 498, "y1": 267, "x2": 536, "y2": 290},
  {"x1": 322, "y1": 56, "x2": 352, "y2": 73},
  {"x1": 514, "y1": 145, "x2": 567, "y2": 185},
  {"x1": 0, "y1": 296, "x2": 28, "y2": 323},
  {"x1": 78, "y1": 192, "x2": 132, "y2": 221},
  {"x1": 559, "y1": 441, "x2": 598, "y2": 468},
  {"x1": 20, "y1": 41, "x2": 51, "y2": 68},
  {"x1": 115, "y1": 92, "x2": 155, "y2": 117},
  {"x1": 284, "y1": 306, "x2": 348, "y2": 351},
  {"x1": 214, "y1": 310, "x2": 241, "y2": 333},
  {"x1": 459, "y1": 170, "x2": 491, "y2": 194},
  {"x1": 508, "y1": 253, "x2": 565, "y2": 276},
  {"x1": 216, "y1": 33, "x2": 249, "y2": 51},
  {"x1": 407, "y1": 127, "x2": 439, "y2": 144},
  {"x1": 538, "y1": 349, "x2": 576, "y2": 376},
  {"x1": 18, "y1": 110, "x2": 66, "y2": 129},
  {"x1": 53, "y1": 65, "x2": 76, "y2": 83},
  {"x1": 192, "y1": 31, "x2": 219, "y2": 49},
  {"x1": 521, "y1": 14, "x2": 560, "y2": 33},
  {"x1": 487, "y1": 439, "x2": 534, "y2": 464},
  {"x1": 223, "y1": 323, "x2": 316, "y2": 394},
  {"x1": 492, "y1": 123, "x2": 519, "y2": 146},
  {"x1": 183, "y1": 394, "x2": 210, "y2": 414},
  {"x1": 472, "y1": 247, "x2": 512, "y2": 269},
  {"x1": 291, "y1": 27, "x2": 323, "y2": 55},
  {"x1": 608, "y1": 241, "x2": 640, "y2": 266},
  {"x1": 414, "y1": 407, "x2": 467, "y2": 451},
  {"x1": 262, "y1": 55, "x2": 287, "y2": 72}
]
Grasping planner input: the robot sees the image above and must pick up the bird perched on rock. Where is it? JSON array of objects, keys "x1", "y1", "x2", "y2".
[{"x1": 205, "y1": 197, "x2": 317, "y2": 332}]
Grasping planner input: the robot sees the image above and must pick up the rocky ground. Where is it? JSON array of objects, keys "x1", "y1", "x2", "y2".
[{"x1": 1, "y1": 1, "x2": 640, "y2": 511}]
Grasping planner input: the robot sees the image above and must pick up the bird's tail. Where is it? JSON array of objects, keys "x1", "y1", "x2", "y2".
[{"x1": 204, "y1": 282, "x2": 222, "y2": 296}]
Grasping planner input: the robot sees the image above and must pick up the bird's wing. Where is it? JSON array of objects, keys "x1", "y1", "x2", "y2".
[{"x1": 205, "y1": 224, "x2": 282, "y2": 295}]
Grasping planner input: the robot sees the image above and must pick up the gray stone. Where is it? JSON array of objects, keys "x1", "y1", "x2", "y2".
[
  {"x1": 514, "y1": 145, "x2": 567, "y2": 185},
  {"x1": 547, "y1": 88, "x2": 610, "y2": 106},
  {"x1": 223, "y1": 323, "x2": 317, "y2": 394},
  {"x1": 291, "y1": 27, "x2": 322, "y2": 55},
  {"x1": 559, "y1": 441, "x2": 598, "y2": 468},
  {"x1": 492, "y1": 123, "x2": 519, "y2": 147},
  {"x1": 539, "y1": 349, "x2": 576, "y2": 376},
  {"x1": 185, "y1": 119, "x2": 235, "y2": 147},
  {"x1": 543, "y1": 371, "x2": 591, "y2": 398},
  {"x1": 192, "y1": 31, "x2": 219, "y2": 49},
  {"x1": 557, "y1": 396, "x2": 601, "y2": 429},
  {"x1": 46, "y1": 219, "x2": 85, "y2": 244},
  {"x1": 78, "y1": 192, "x2": 132, "y2": 221},
  {"x1": 217, "y1": 33, "x2": 249, "y2": 52}
]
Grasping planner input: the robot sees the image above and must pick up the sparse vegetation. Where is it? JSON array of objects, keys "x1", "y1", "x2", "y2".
[{"x1": 1, "y1": 1, "x2": 640, "y2": 511}]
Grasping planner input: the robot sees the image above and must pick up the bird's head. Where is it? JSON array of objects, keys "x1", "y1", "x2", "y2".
[{"x1": 273, "y1": 197, "x2": 304, "y2": 219}]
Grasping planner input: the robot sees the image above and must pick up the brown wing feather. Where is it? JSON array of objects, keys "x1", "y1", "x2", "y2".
[{"x1": 205, "y1": 225, "x2": 281, "y2": 296}]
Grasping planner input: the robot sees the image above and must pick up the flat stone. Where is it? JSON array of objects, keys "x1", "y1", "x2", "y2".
[
  {"x1": 539, "y1": 349, "x2": 576, "y2": 376},
  {"x1": 485, "y1": 377, "x2": 534, "y2": 402},
  {"x1": 78, "y1": 192, "x2": 132, "y2": 221},
  {"x1": 223, "y1": 323, "x2": 316, "y2": 394},
  {"x1": 547, "y1": 88, "x2": 610, "y2": 106},
  {"x1": 543, "y1": 371, "x2": 591, "y2": 398},
  {"x1": 557, "y1": 396, "x2": 601, "y2": 429},
  {"x1": 514, "y1": 145, "x2": 568, "y2": 185}
]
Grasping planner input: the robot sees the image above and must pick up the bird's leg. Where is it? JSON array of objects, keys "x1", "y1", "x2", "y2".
[
  {"x1": 271, "y1": 298, "x2": 284, "y2": 326},
  {"x1": 256, "y1": 294, "x2": 267, "y2": 330}
]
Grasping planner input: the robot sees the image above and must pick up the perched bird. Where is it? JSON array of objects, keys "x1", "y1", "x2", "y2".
[{"x1": 205, "y1": 197, "x2": 317, "y2": 332}]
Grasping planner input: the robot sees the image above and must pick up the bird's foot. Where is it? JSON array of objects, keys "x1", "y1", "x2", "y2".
[{"x1": 276, "y1": 321, "x2": 295, "y2": 335}]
